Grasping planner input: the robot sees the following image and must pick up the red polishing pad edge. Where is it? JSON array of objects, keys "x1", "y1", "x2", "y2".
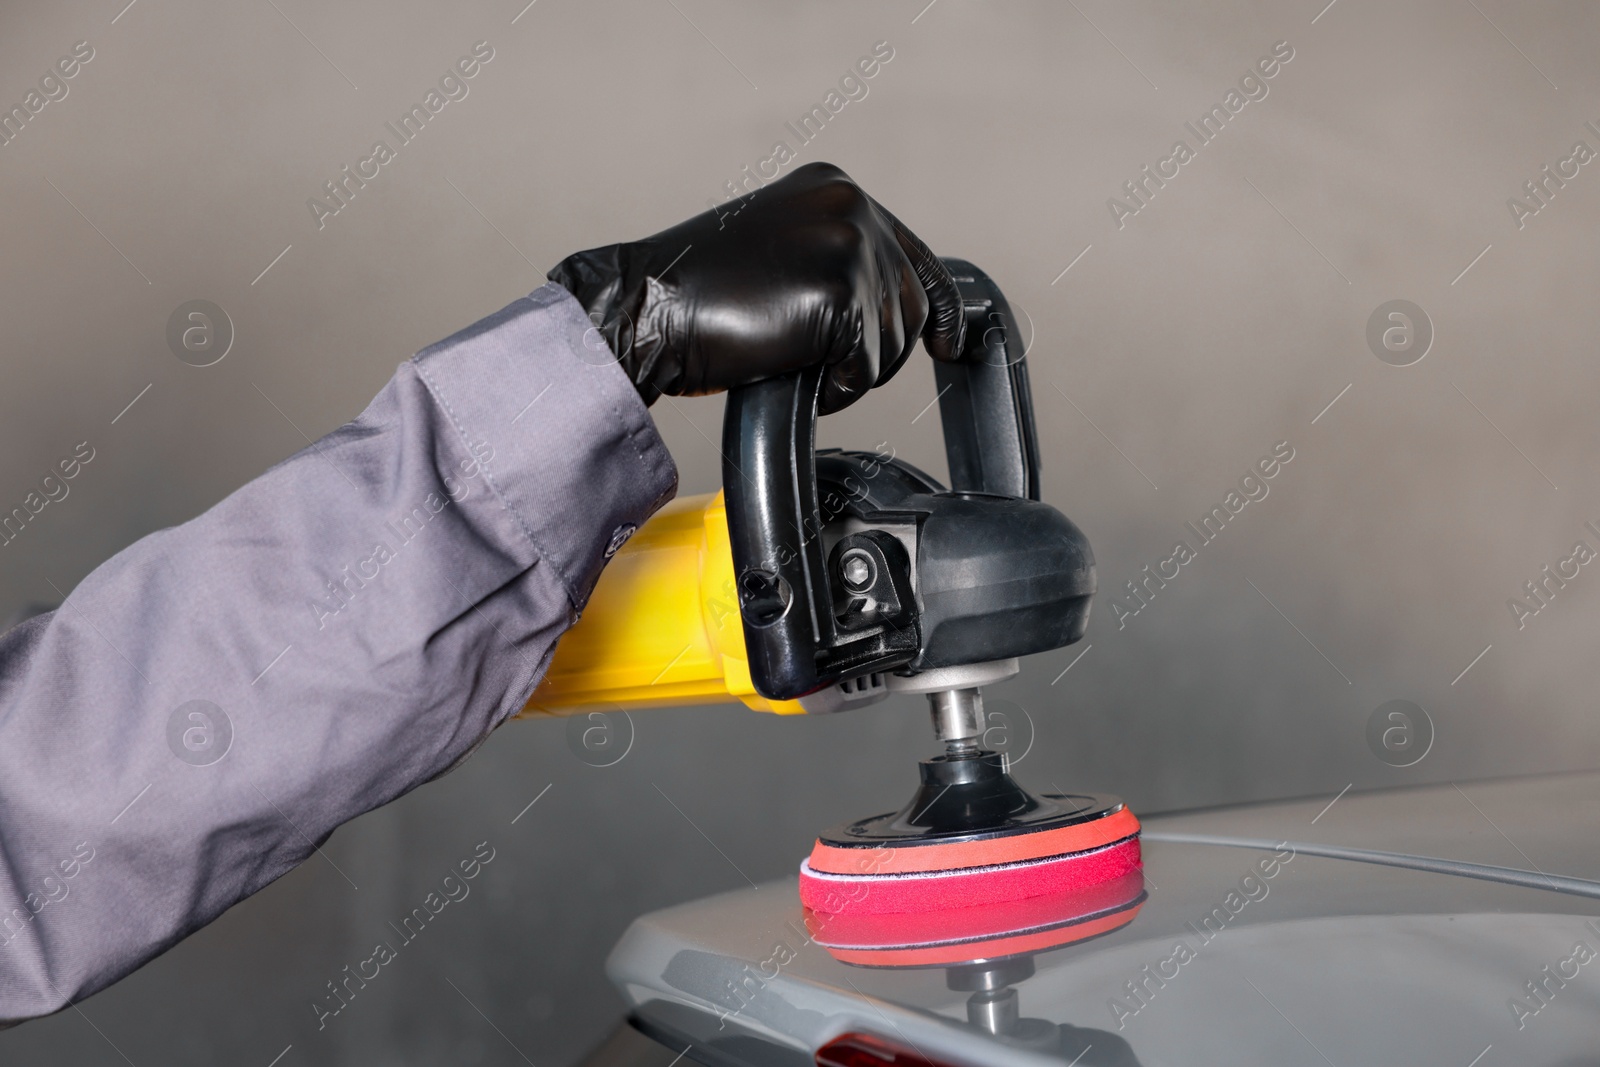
[
  {"x1": 821, "y1": 905, "x2": 1145, "y2": 967},
  {"x1": 798, "y1": 834, "x2": 1141, "y2": 916},
  {"x1": 807, "y1": 868, "x2": 1148, "y2": 951}
]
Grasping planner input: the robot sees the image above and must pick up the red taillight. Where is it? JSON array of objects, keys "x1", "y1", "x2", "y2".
[{"x1": 816, "y1": 1032, "x2": 957, "y2": 1067}]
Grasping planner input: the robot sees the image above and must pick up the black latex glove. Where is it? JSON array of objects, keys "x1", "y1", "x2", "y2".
[{"x1": 548, "y1": 162, "x2": 966, "y2": 415}]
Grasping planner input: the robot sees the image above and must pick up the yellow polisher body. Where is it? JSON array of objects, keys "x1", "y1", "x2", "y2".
[{"x1": 518, "y1": 491, "x2": 807, "y2": 718}]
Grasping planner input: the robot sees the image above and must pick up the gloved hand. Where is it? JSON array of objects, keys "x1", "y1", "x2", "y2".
[{"x1": 548, "y1": 162, "x2": 966, "y2": 415}]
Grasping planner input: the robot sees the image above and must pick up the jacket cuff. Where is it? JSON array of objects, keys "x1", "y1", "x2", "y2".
[{"x1": 410, "y1": 283, "x2": 678, "y2": 610}]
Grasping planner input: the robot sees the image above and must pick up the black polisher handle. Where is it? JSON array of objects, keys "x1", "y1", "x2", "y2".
[
  {"x1": 722, "y1": 261, "x2": 1038, "y2": 701},
  {"x1": 934, "y1": 258, "x2": 1041, "y2": 501},
  {"x1": 721, "y1": 364, "x2": 833, "y2": 700}
]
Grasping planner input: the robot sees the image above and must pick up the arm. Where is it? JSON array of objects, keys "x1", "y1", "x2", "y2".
[
  {"x1": 0, "y1": 283, "x2": 676, "y2": 1023},
  {"x1": 0, "y1": 159, "x2": 961, "y2": 1024}
]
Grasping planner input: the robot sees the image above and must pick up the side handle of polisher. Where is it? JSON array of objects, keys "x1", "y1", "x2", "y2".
[
  {"x1": 720, "y1": 365, "x2": 836, "y2": 700},
  {"x1": 933, "y1": 258, "x2": 1041, "y2": 502},
  {"x1": 722, "y1": 362, "x2": 923, "y2": 701}
]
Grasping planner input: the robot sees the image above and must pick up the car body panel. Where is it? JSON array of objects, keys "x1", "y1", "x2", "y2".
[{"x1": 607, "y1": 772, "x2": 1600, "y2": 1065}]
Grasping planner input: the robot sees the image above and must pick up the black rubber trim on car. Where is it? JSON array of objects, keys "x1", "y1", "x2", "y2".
[{"x1": 1143, "y1": 832, "x2": 1600, "y2": 902}]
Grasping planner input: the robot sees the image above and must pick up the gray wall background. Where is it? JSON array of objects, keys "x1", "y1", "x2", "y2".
[{"x1": 3, "y1": 0, "x2": 1599, "y2": 1063}]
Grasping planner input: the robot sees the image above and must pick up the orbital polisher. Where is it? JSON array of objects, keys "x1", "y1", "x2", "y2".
[{"x1": 521, "y1": 260, "x2": 1139, "y2": 919}]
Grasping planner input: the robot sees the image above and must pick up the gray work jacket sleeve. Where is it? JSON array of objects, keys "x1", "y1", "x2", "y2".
[{"x1": 0, "y1": 283, "x2": 678, "y2": 1024}]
